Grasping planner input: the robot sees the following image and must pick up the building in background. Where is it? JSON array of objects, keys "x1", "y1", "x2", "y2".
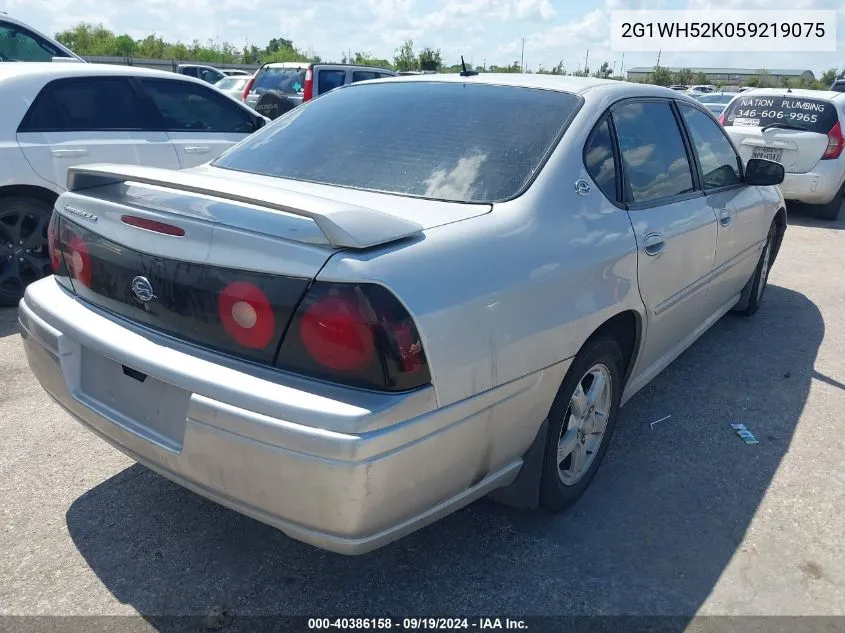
[{"x1": 626, "y1": 67, "x2": 815, "y2": 84}]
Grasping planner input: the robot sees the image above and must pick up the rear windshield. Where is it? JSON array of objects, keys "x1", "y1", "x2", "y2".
[
  {"x1": 216, "y1": 77, "x2": 248, "y2": 90},
  {"x1": 254, "y1": 67, "x2": 306, "y2": 95},
  {"x1": 697, "y1": 94, "x2": 735, "y2": 104},
  {"x1": 214, "y1": 82, "x2": 581, "y2": 203},
  {"x1": 723, "y1": 95, "x2": 839, "y2": 133}
]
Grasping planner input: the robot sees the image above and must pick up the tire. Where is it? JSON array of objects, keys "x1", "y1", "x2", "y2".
[
  {"x1": 253, "y1": 90, "x2": 296, "y2": 120},
  {"x1": 0, "y1": 196, "x2": 53, "y2": 307},
  {"x1": 816, "y1": 184, "x2": 843, "y2": 221},
  {"x1": 733, "y1": 220, "x2": 776, "y2": 317},
  {"x1": 539, "y1": 337, "x2": 624, "y2": 511}
]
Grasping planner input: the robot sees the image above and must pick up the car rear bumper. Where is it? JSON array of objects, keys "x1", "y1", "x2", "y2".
[
  {"x1": 19, "y1": 277, "x2": 556, "y2": 554},
  {"x1": 780, "y1": 161, "x2": 845, "y2": 205}
]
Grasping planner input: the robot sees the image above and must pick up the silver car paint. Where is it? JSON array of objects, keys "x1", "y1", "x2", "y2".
[{"x1": 19, "y1": 76, "x2": 785, "y2": 554}]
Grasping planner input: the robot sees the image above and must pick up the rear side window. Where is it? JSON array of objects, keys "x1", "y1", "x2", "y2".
[
  {"x1": 584, "y1": 118, "x2": 618, "y2": 202},
  {"x1": 214, "y1": 82, "x2": 581, "y2": 203},
  {"x1": 318, "y1": 69, "x2": 346, "y2": 95},
  {"x1": 612, "y1": 101, "x2": 694, "y2": 205},
  {"x1": 18, "y1": 77, "x2": 147, "y2": 132},
  {"x1": 723, "y1": 95, "x2": 838, "y2": 133},
  {"x1": 352, "y1": 71, "x2": 381, "y2": 83},
  {"x1": 140, "y1": 78, "x2": 255, "y2": 133},
  {"x1": 0, "y1": 22, "x2": 62, "y2": 61},
  {"x1": 181, "y1": 67, "x2": 198, "y2": 77}
]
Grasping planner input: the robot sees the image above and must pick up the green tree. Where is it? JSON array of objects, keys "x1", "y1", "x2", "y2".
[
  {"x1": 418, "y1": 47, "x2": 442, "y2": 71},
  {"x1": 746, "y1": 76, "x2": 760, "y2": 87},
  {"x1": 674, "y1": 68, "x2": 694, "y2": 85},
  {"x1": 113, "y1": 34, "x2": 136, "y2": 56},
  {"x1": 593, "y1": 61, "x2": 612, "y2": 79},
  {"x1": 55, "y1": 23, "x2": 117, "y2": 56},
  {"x1": 779, "y1": 75, "x2": 791, "y2": 88},
  {"x1": 350, "y1": 51, "x2": 392, "y2": 69},
  {"x1": 649, "y1": 66, "x2": 672, "y2": 86},
  {"x1": 537, "y1": 60, "x2": 566, "y2": 75},
  {"x1": 820, "y1": 68, "x2": 838, "y2": 86},
  {"x1": 756, "y1": 68, "x2": 773, "y2": 88},
  {"x1": 393, "y1": 39, "x2": 418, "y2": 72}
]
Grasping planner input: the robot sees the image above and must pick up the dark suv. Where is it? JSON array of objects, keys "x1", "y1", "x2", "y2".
[
  {"x1": 831, "y1": 79, "x2": 845, "y2": 93},
  {"x1": 242, "y1": 62, "x2": 396, "y2": 119}
]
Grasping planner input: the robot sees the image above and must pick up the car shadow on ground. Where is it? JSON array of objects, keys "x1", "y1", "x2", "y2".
[
  {"x1": 786, "y1": 202, "x2": 845, "y2": 231},
  {"x1": 0, "y1": 306, "x2": 20, "y2": 338},
  {"x1": 65, "y1": 284, "x2": 822, "y2": 632}
]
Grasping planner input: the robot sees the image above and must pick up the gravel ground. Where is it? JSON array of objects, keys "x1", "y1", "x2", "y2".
[{"x1": 0, "y1": 207, "x2": 843, "y2": 632}]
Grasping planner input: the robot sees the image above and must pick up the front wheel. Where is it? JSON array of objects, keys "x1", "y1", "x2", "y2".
[{"x1": 539, "y1": 337, "x2": 624, "y2": 511}]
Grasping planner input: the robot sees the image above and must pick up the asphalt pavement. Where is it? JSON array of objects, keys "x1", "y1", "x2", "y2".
[{"x1": 0, "y1": 206, "x2": 843, "y2": 631}]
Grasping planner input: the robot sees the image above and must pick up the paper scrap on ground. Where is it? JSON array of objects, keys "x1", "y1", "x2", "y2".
[
  {"x1": 649, "y1": 414, "x2": 671, "y2": 429},
  {"x1": 731, "y1": 423, "x2": 759, "y2": 445}
]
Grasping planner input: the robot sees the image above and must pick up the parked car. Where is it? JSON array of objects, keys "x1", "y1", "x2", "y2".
[
  {"x1": 686, "y1": 84, "x2": 716, "y2": 94},
  {"x1": 694, "y1": 91, "x2": 739, "y2": 116},
  {"x1": 0, "y1": 13, "x2": 83, "y2": 62},
  {"x1": 221, "y1": 69, "x2": 251, "y2": 77},
  {"x1": 215, "y1": 74, "x2": 252, "y2": 101},
  {"x1": 721, "y1": 88, "x2": 845, "y2": 220},
  {"x1": 831, "y1": 79, "x2": 845, "y2": 93},
  {"x1": 19, "y1": 75, "x2": 786, "y2": 554},
  {"x1": 242, "y1": 62, "x2": 396, "y2": 119},
  {"x1": 176, "y1": 63, "x2": 226, "y2": 85},
  {"x1": 669, "y1": 84, "x2": 688, "y2": 91},
  {"x1": 0, "y1": 63, "x2": 267, "y2": 305}
]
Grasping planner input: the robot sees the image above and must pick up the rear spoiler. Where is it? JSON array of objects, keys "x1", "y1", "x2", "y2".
[{"x1": 66, "y1": 164, "x2": 424, "y2": 250}]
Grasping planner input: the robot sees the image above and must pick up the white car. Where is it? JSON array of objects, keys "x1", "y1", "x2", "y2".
[
  {"x1": 0, "y1": 13, "x2": 83, "y2": 62},
  {"x1": 721, "y1": 88, "x2": 845, "y2": 220},
  {"x1": 0, "y1": 63, "x2": 268, "y2": 305}
]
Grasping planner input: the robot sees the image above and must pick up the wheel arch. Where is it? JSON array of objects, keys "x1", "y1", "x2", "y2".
[
  {"x1": 583, "y1": 308, "x2": 643, "y2": 389},
  {"x1": 0, "y1": 184, "x2": 60, "y2": 208},
  {"x1": 772, "y1": 206, "x2": 787, "y2": 262}
]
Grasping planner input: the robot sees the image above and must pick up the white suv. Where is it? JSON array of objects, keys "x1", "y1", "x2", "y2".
[{"x1": 721, "y1": 88, "x2": 845, "y2": 220}]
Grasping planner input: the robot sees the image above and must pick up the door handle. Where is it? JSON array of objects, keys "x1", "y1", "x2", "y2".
[
  {"x1": 50, "y1": 148, "x2": 88, "y2": 157},
  {"x1": 643, "y1": 232, "x2": 666, "y2": 257},
  {"x1": 718, "y1": 208, "x2": 733, "y2": 227},
  {"x1": 184, "y1": 146, "x2": 210, "y2": 154}
]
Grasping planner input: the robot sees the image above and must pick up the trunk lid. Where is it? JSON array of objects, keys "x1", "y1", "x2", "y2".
[{"x1": 722, "y1": 94, "x2": 840, "y2": 173}]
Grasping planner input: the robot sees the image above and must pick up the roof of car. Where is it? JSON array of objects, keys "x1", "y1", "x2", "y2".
[
  {"x1": 0, "y1": 62, "x2": 212, "y2": 83},
  {"x1": 736, "y1": 87, "x2": 845, "y2": 101}
]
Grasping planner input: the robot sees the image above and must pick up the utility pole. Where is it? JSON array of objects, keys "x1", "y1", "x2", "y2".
[
  {"x1": 520, "y1": 37, "x2": 525, "y2": 72},
  {"x1": 584, "y1": 49, "x2": 589, "y2": 75},
  {"x1": 656, "y1": 49, "x2": 661, "y2": 67},
  {"x1": 620, "y1": 52, "x2": 625, "y2": 79}
]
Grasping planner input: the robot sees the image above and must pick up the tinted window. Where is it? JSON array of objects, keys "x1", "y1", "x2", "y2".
[
  {"x1": 318, "y1": 70, "x2": 346, "y2": 95},
  {"x1": 214, "y1": 82, "x2": 581, "y2": 203},
  {"x1": 352, "y1": 71, "x2": 381, "y2": 83},
  {"x1": 254, "y1": 67, "x2": 305, "y2": 95},
  {"x1": 18, "y1": 77, "x2": 146, "y2": 132},
  {"x1": 679, "y1": 104, "x2": 742, "y2": 190},
  {"x1": 140, "y1": 79, "x2": 255, "y2": 133},
  {"x1": 722, "y1": 95, "x2": 838, "y2": 133},
  {"x1": 181, "y1": 67, "x2": 198, "y2": 78},
  {"x1": 831, "y1": 81, "x2": 845, "y2": 93},
  {"x1": 612, "y1": 101, "x2": 694, "y2": 204},
  {"x1": 199, "y1": 68, "x2": 225, "y2": 84},
  {"x1": 584, "y1": 119, "x2": 617, "y2": 202},
  {"x1": 0, "y1": 23, "x2": 62, "y2": 61}
]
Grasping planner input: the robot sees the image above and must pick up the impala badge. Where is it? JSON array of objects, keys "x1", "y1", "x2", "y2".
[
  {"x1": 63, "y1": 205, "x2": 98, "y2": 222},
  {"x1": 574, "y1": 179, "x2": 591, "y2": 196},
  {"x1": 131, "y1": 276, "x2": 156, "y2": 302}
]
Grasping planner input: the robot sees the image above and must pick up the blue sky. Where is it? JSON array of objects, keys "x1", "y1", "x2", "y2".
[{"x1": 7, "y1": 0, "x2": 845, "y2": 77}]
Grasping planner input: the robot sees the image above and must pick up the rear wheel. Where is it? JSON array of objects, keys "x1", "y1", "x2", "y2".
[
  {"x1": 0, "y1": 196, "x2": 53, "y2": 307},
  {"x1": 539, "y1": 337, "x2": 624, "y2": 511},
  {"x1": 816, "y1": 184, "x2": 843, "y2": 221}
]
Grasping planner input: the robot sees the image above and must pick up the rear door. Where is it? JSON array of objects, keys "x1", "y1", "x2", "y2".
[
  {"x1": 610, "y1": 99, "x2": 719, "y2": 378},
  {"x1": 16, "y1": 76, "x2": 180, "y2": 190},
  {"x1": 137, "y1": 77, "x2": 259, "y2": 168},
  {"x1": 722, "y1": 95, "x2": 838, "y2": 173},
  {"x1": 677, "y1": 101, "x2": 768, "y2": 310}
]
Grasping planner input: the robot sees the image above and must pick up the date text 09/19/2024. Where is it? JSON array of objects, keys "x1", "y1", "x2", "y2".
[{"x1": 307, "y1": 618, "x2": 529, "y2": 630}]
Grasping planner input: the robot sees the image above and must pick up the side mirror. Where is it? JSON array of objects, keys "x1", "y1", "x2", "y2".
[{"x1": 745, "y1": 158, "x2": 785, "y2": 186}]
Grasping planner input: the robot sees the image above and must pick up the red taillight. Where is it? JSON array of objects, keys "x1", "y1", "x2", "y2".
[
  {"x1": 218, "y1": 281, "x2": 276, "y2": 349},
  {"x1": 64, "y1": 230, "x2": 91, "y2": 287},
  {"x1": 242, "y1": 75, "x2": 255, "y2": 102},
  {"x1": 47, "y1": 212, "x2": 62, "y2": 272},
  {"x1": 302, "y1": 67, "x2": 313, "y2": 102},
  {"x1": 822, "y1": 120, "x2": 844, "y2": 160},
  {"x1": 276, "y1": 282, "x2": 431, "y2": 392},
  {"x1": 120, "y1": 215, "x2": 185, "y2": 236},
  {"x1": 300, "y1": 295, "x2": 375, "y2": 371}
]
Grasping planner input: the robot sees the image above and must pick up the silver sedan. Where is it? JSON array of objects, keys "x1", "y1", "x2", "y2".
[{"x1": 20, "y1": 74, "x2": 786, "y2": 554}]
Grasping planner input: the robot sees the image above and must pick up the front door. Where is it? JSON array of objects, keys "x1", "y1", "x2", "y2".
[
  {"x1": 610, "y1": 99, "x2": 719, "y2": 380},
  {"x1": 676, "y1": 102, "x2": 769, "y2": 311},
  {"x1": 138, "y1": 78, "x2": 257, "y2": 169}
]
